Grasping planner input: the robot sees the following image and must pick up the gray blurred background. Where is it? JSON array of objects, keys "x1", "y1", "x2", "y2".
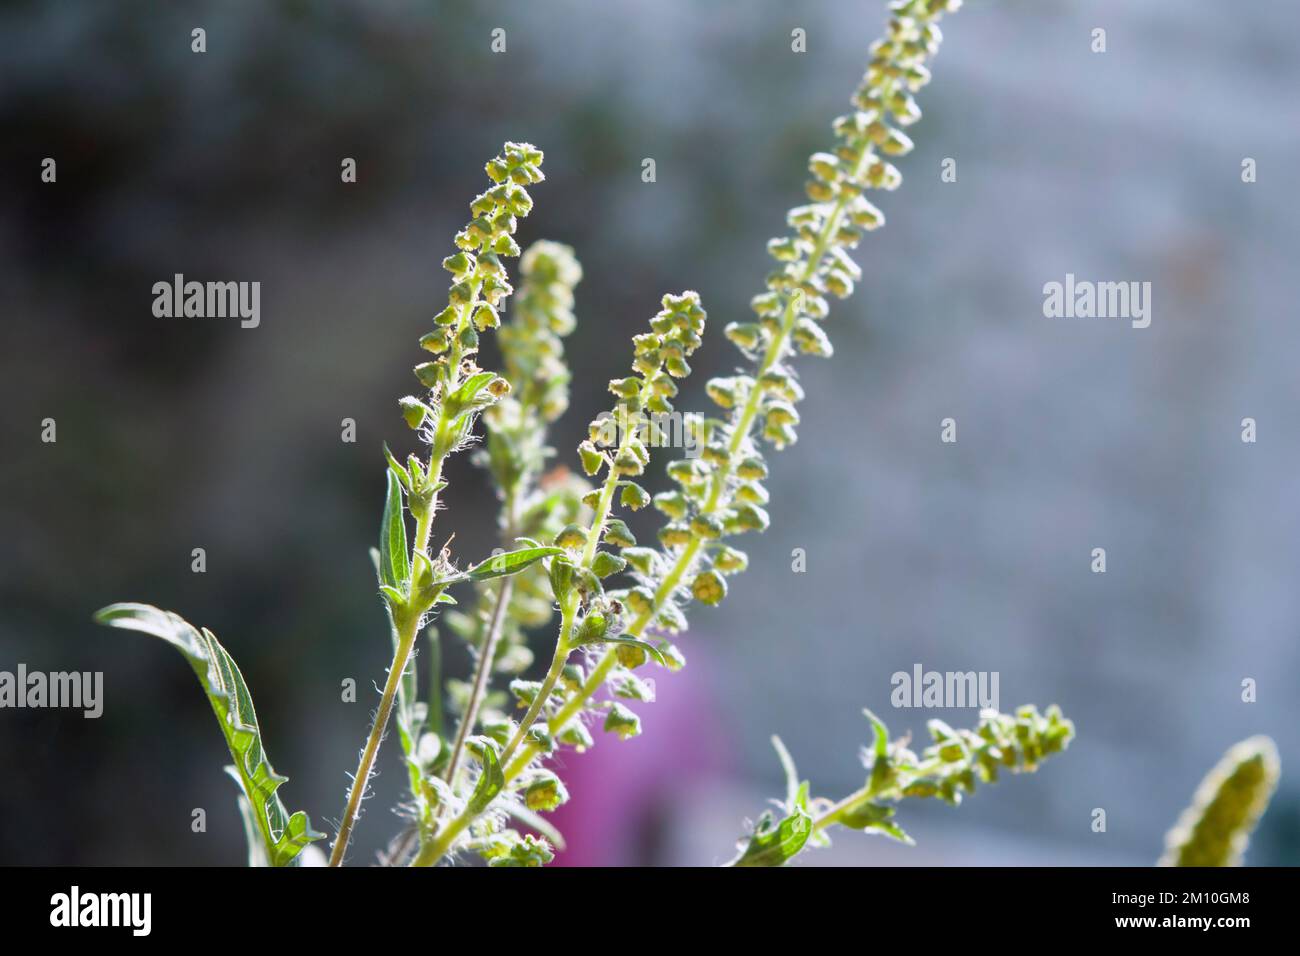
[{"x1": 2, "y1": 0, "x2": 1297, "y2": 865}]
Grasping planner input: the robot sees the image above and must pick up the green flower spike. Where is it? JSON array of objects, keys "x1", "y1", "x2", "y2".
[{"x1": 1159, "y1": 736, "x2": 1280, "y2": 867}]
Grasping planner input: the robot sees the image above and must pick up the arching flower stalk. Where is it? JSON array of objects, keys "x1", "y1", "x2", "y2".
[
  {"x1": 491, "y1": 0, "x2": 967, "y2": 797},
  {"x1": 732, "y1": 706, "x2": 1075, "y2": 866}
]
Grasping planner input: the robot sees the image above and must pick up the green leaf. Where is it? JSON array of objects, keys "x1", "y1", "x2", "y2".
[
  {"x1": 380, "y1": 470, "x2": 410, "y2": 592},
  {"x1": 233, "y1": 790, "x2": 269, "y2": 867},
  {"x1": 467, "y1": 546, "x2": 564, "y2": 582},
  {"x1": 771, "y1": 735, "x2": 801, "y2": 812},
  {"x1": 446, "y1": 371, "x2": 498, "y2": 416},
  {"x1": 94, "y1": 603, "x2": 323, "y2": 866},
  {"x1": 864, "y1": 707, "x2": 889, "y2": 760},
  {"x1": 730, "y1": 808, "x2": 813, "y2": 867},
  {"x1": 467, "y1": 742, "x2": 505, "y2": 814},
  {"x1": 383, "y1": 442, "x2": 411, "y2": 492}
]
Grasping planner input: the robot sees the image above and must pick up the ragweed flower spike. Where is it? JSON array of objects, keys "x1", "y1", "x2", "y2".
[
  {"x1": 412, "y1": 291, "x2": 707, "y2": 865},
  {"x1": 489, "y1": 0, "x2": 968, "y2": 794},
  {"x1": 429, "y1": 240, "x2": 588, "y2": 823},
  {"x1": 330, "y1": 142, "x2": 552, "y2": 868},
  {"x1": 1159, "y1": 736, "x2": 1280, "y2": 867},
  {"x1": 504, "y1": 290, "x2": 707, "y2": 761},
  {"x1": 730, "y1": 705, "x2": 1075, "y2": 866}
]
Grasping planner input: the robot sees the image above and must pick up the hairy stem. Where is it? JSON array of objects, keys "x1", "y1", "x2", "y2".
[
  {"x1": 330, "y1": 500, "x2": 439, "y2": 867},
  {"x1": 329, "y1": 613, "x2": 421, "y2": 866},
  {"x1": 501, "y1": 604, "x2": 574, "y2": 766}
]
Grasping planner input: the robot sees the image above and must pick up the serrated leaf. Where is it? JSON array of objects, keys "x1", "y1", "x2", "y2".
[
  {"x1": 380, "y1": 470, "x2": 410, "y2": 592},
  {"x1": 730, "y1": 808, "x2": 813, "y2": 867},
  {"x1": 468, "y1": 546, "x2": 564, "y2": 582},
  {"x1": 467, "y1": 742, "x2": 505, "y2": 814},
  {"x1": 94, "y1": 603, "x2": 323, "y2": 866}
]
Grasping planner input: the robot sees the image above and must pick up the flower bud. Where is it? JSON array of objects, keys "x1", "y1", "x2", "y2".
[
  {"x1": 691, "y1": 569, "x2": 728, "y2": 606},
  {"x1": 623, "y1": 584, "x2": 656, "y2": 615},
  {"x1": 603, "y1": 519, "x2": 637, "y2": 549},
  {"x1": 713, "y1": 545, "x2": 749, "y2": 574},
  {"x1": 689, "y1": 513, "x2": 725, "y2": 540},
  {"x1": 656, "y1": 641, "x2": 686, "y2": 671},
  {"x1": 608, "y1": 376, "x2": 641, "y2": 398},
  {"x1": 619, "y1": 481, "x2": 651, "y2": 510},
  {"x1": 399, "y1": 396, "x2": 431, "y2": 430},
  {"x1": 577, "y1": 440, "x2": 604, "y2": 476},
  {"x1": 591, "y1": 551, "x2": 627, "y2": 579},
  {"x1": 604, "y1": 703, "x2": 642, "y2": 740},
  {"x1": 657, "y1": 523, "x2": 693, "y2": 548},
  {"x1": 414, "y1": 362, "x2": 442, "y2": 388},
  {"x1": 792, "y1": 318, "x2": 834, "y2": 357},
  {"x1": 728, "y1": 503, "x2": 771, "y2": 534},
  {"x1": 419, "y1": 328, "x2": 452, "y2": 354},
  {"x1": 472, "y1": 304, "x2": 500, "y2": 331},
  {"x1": 525, "y1": 771, "x2": 570, "y2": 812},
  {"x1": 653, "y1": 491, "x2": 689, "y2": 521},
  {"x1": 554, "y1": 524, "x2": 587, "y2": 549},
  {"x1": 725, "y1": 321, "x2": 765, "y2": 351},
  {"x1": 557, "y1": 721, "x2": 594, "y2": 750},
  {"x1": 616, "y1": 643, "x2": 647, "y2": 669},
  {"x1": 706, "y1": 377, "x2": 738, "y2": 409}
]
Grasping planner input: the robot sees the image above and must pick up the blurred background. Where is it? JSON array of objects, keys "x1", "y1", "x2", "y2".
[{"x1": 2, "y1": 0, "x2": 1298, "y2": 866}]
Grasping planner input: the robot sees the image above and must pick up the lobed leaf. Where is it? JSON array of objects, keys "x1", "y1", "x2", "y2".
[{"x1": 94, "y1": 603, "x2": 323, "y2": 867}]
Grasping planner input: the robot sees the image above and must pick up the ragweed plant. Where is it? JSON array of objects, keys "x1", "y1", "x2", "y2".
[{"x1": 94, "y1": 0, "x2": 1088, "y2": 868}]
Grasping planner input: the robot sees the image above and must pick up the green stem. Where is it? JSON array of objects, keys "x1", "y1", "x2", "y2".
[
  {"x1": 329, "y1": 438, "x2": 450, "y2": 866},
  {"x1": 328, "y1": 496, "x2": 438, "y2": 867},
  {"x1": 328, "y1": 609, "x2": 422, "y2": 867},
  {"x1": 412, "y1": 609, "x2": 573, "y2": 868},
  {"x1": 811, "y1": 783, "x2": 872, "y2": 833},
  {"x1": 501, "y1": 604, "x2": 574, "y2": 767},
  {"x1": 488, "y1": 151, "x2": 872, "y2": 788},
  {"x1": 441, "y1": 581, "x2": 512, "y2": 788},
  {"x1": 439, "y1": 491, "x2": 519, "y2": 795}
]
